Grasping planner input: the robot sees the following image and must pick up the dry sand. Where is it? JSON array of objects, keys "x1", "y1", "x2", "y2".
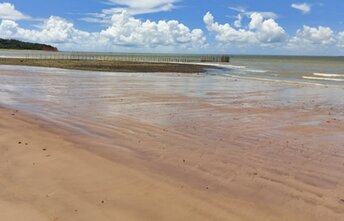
[{"x1": 1, "y1": 65, "x2": 344, "y2": 220}]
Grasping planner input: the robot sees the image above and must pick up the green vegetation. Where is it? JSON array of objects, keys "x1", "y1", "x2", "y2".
[{"x1": 0, "y1": 38, "x2": 58, "y2": 51}]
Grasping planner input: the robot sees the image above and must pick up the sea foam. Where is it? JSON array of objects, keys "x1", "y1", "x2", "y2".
[{"x1": 313, "y1": 73, "x2": 344, "y2": 77}]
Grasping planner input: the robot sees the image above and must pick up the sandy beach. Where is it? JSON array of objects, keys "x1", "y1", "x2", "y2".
[
  {"x1": 0, "y1": 108, "x2": 239, "y2": 221},
  {"x1": 1, "y1": 65, "x2": 344, "y2": 220}
]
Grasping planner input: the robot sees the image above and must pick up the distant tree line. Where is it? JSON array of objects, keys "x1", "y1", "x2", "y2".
[{"x1": 0, "y1": 38, "x2": 58, "y2": 51}]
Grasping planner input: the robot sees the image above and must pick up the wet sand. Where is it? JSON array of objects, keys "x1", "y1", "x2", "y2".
[
  {"x1": 1, "y1": 65, "x2": 344, "y2": 220},
  {"x1": 0, "y1": 108, "x2": 240, "y2": 221},
  {"x1": 0, "y1": 58, "x2": 212, "y2": 73}
]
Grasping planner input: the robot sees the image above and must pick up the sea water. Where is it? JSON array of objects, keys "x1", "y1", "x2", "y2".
[
  {"x1": 219, "y1": 55, "x2": 344, "y2": 86},
  {"x1": 0, "y1": 50, "x2": 343, "y2": 86}
]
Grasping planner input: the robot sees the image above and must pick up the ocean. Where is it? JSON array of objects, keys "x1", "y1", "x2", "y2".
[
  {"x1": 0, "y1": 50, "x2": 343, "y2": 86},
  {"x1": 220, "y1": 55, "x2": 344, "y2": 86}
]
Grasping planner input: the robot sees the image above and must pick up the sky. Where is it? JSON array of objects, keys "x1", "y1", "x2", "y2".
[{"x1": 0, "y1": 0, "x2": 344, "y2": 55}]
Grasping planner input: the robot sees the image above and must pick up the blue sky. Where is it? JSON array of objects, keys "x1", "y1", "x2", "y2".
[{"x1": 1, "y1": 0, "x2": 344, "y2": 55}]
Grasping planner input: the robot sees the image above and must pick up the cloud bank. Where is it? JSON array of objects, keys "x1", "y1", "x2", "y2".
[
  {"x1": 204, "y1": 10, "x2": 344, "y2": 54},
  {"x1": 0, "y1": 3, "x2": 205, "y2": 51}
]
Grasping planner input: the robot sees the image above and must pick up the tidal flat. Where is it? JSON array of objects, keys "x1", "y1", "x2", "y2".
[{"x1": 0, "y1": 65, "x2": 344, "y2": 221}]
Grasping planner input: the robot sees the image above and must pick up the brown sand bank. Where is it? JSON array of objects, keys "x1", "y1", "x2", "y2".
[
  {"x1": 0, "y1": 58, "x2": 211, "y2": 73},
  {"x1": 1, "y1": 65, "x2": 344, "y2": 220}
]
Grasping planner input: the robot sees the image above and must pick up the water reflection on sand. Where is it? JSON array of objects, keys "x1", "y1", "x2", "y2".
[
  {"x1": 1, "y1": 65, "x2": 344, "y2": 220},
  {"x1": 0, "y1": 65, "x2": 343, "y2": 127}
]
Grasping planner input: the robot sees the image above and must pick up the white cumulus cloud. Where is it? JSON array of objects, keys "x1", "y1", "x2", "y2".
[
  {"x1": 290, "y1": 25, "x2": 335, "y2": 46},
  {"x1": 291, "y1": 3, "x2": 311, "y2": 14},
  {"x1": 0, "y1": 10, "x2": 205, "y2": 51},
  {"x1": 0, "y1": 2, "x2": 30, "y2": 20},
  {"x1": 100, "y1": 11, "x2": 205, "y2": 48},
  {"x1": 0, "y1": 19, "x2": 19, "y2": 36},
  {"x1": 338, "y1": 32, "x2": 344, "y2": 48},
  {"x1": 0, "y1": 17, "x2": 91, "y2": 44},
  {"x1": 204, "y1": 11, "x2": 286, "y2": 46}
]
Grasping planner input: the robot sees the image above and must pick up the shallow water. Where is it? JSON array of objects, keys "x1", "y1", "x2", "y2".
[
  {"x1": 0, "y1": 64, "x2": 343, "y2": 148},
  {"x1": 0, "y1": 65, "x2": 343, "y2": 128},
  {"x1": 223, "y1": 55, "x2": 344, "y2": 86}
]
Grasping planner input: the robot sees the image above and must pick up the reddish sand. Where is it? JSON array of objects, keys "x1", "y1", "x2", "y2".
[{"x1": 0, "y1": 65, "x2": 344, "y2": 220}]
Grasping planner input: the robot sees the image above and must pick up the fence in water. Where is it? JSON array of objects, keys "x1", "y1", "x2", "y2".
[{"x1": 0, "y1": 50, "x2": 230, "y2": 63}]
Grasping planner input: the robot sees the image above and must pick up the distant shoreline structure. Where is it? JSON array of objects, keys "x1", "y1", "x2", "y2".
[{"x1": 0, "y1": 50, "x2": 230, "y2": 63}]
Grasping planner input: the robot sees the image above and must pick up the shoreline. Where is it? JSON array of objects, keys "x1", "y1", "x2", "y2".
[{"x1": 0, "y1": 58, "x2": 214, "y2": 73}]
